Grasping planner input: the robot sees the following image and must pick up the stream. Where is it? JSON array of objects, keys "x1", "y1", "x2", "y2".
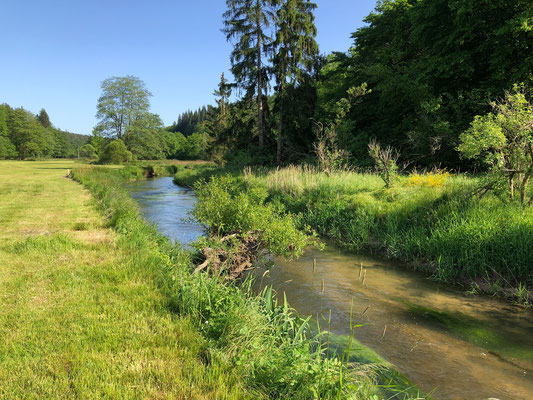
[{"x1": 126, "y1": 177, "x2": 533, "y2": 400}]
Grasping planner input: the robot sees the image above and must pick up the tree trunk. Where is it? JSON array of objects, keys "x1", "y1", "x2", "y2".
[
  {"x1": 256, "y1": 3, "x2": 264, "y2": 147},
  {"x1": 277, "y1": 108, "x2": 282, "y2": 165},
  {"x1": 521, "y1": 172, "x2": 531, "y2": 204},
  {"x1": 509, "y1": 173, "x2": 515, "y2": 200}
]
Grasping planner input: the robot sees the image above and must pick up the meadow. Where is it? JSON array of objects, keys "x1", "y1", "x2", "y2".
[{"x1": 0, "y1": 160, "x2": 257, "y2": 399}]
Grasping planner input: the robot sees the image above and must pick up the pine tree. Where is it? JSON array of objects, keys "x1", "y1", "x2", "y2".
[
  {"x1": 273, "y1": 0, "x2": 318, "y2": 164},
  {"x1": 37, "y1": 108, "x2": 52, "y2": 128},
  {"x1": 223, "y1": 0, "x2": 275, "y2": 147},
  {"x1": 213, "y1": 72, "x2": 232, "y2": 120}
]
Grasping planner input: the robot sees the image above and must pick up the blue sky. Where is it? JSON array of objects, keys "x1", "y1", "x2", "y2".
[{"x1": 0, "y1": 0, "x2": 377, "y2": 135}]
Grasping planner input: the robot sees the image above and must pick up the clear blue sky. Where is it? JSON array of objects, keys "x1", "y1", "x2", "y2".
[{"x1": 0, "y1": 0, "x2": 377, "y2": 135}]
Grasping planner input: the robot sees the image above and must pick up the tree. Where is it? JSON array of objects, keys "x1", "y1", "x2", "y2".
[
  {"x1": 458, "y1": 84, "x2": 533, "y2": 204},
  {"x1": 223, "y1": 0, "x2": 275, "y2": 147},
  {"x1": 99, "y1": 139, "x2": 132, "y2": 164},
  {"x1": 273, "y1": 0, "x2": 318, "y2": 164},
  {"x1": 8, "y1": 107, "x2": 53, "y2": 159},
  {"x1": 214, "y1": 72, "x2": 232, "y2": 121},
  {"x1": 79, "y1": 143, "x2": 97, "y2": 158},
  {"x1": 0, "y1": 106, "x2": 17, "y2": 159},
  {"x1": 96, "y1": 76, "x2": 152, "y2": 141},
  {"x1": 0, "y1": 105, "x2": 16, "y2": 159},
  {"x1": 37, "y1": 109, "x2": 52, "y2": 128}
]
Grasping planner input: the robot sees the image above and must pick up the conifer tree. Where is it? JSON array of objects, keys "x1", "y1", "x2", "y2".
[
  {"x1": 37, "y1": 108, "x2": 52, "y2": 128},
  {"x1": 223, "y1": 0, "x2": 275, "y2": 147},
  {"x1": 213, "y1": 72, "x2": 232, "y2": 120},
  {"x1": 273, "y1": 0, "x2": 318, "y2": 164}
]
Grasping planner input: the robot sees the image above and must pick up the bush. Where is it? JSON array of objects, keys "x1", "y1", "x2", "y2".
[
  {"x1": 99, "y1": 139, "x2": 132, "y2": 164},
  {"x1": 193, "y1": 175, "x2": 308, "y2": 258},
  {"x1": 79, "y1": 143, "x2": 97, "y2": 158}
]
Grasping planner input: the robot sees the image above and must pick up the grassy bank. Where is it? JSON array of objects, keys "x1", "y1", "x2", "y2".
[
  {"x1": 0, "y1": 160, "x2": 255, "y2": 398},
  {"x1": 174, "y1": 165, "x2": 533, "y2": 302},
  {"x1": 69, "y1": 164, "x2": 422, "y2": 398}
]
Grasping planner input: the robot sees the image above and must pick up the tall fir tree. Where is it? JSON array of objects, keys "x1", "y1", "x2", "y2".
[
  {"x1": 37, "y1": 108, "x2": 52, "y2": 128},
  {"x1": 223, "y1": 0, "x2": 275, "y2": 147},
  {"x1": 273, "y1": 0, "x2": 318, "y2": 164},
  {"x1": 213, "y1": 72, "x2": 232, "y2": 120}
]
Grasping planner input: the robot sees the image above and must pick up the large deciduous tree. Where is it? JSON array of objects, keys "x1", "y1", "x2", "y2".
[
  {"x1": 273, "y1": 0, "x2": 318, "y2": 164},
  {"x1": 96, "y1": 75, "x2": 152, "y2": 141},
  {"x1": 223, "y1": 0, "x2": 275, "y2": 147}
]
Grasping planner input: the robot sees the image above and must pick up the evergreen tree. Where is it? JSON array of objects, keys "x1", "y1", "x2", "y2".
[
  {"x1": 273, "y1": 0, "x2": 318, "y2": 164},
  {"x1": 223, "y1": 0, "x2": 275, "y2": 147},
  {"x1": 37, "y1": 108, "x2": 52, "y2": 128},
  {"x1": 213, "y1": 72, "x2": 232, "y2": 120}
]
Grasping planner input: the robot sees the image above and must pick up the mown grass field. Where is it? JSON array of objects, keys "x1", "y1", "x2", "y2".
[{"x1": 0, "y1": 160, "x2": 252, "y2": 399}]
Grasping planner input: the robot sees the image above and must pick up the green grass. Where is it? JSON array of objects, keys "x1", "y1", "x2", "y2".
[
  {"x1": 0, "y1": 160, "x2": 423, "y2": 399},
  {"x1": 0, "y1": 160, "x2": 255, "y2": 399},
  {"x1": 174, "y1": 164, "x2": 533, "y2": 300},
  {"x1": 71, "y1": 166, "x2": 422, "y2": 399}
]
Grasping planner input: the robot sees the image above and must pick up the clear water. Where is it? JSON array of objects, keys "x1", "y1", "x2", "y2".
[
  {"x1": 127, "y1": 177, "x2": 533, "y2": 400},
  {"x1": 125, "y1": 177, "x2": 205, "y2": 245}
]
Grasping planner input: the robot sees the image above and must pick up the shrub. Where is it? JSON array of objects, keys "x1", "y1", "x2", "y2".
[
  {"x1": 407, "y1": 170, "x2": 451, "y2": 188},
  {"x1": 79, "y1": 143, "x2": 97, "y2": 158},
  {"x1": 99, "y1": 139, "x2": 132, "y2": 164}
]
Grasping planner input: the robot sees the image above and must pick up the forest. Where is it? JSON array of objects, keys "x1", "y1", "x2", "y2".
[{"x1": 0, "y1": 104, "x2": 88, "y2": 159}]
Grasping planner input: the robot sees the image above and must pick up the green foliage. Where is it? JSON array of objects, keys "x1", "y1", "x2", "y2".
[
  {"x1": 79, "y1": 143, "x2": 97, "y2": 158},
  {"x1": 99, "y1": 139, "x2": 132, "y2": 164},
  {"x1": 36, "y1": 108, "x2": 51, "y2": 128},
  {"x1": 315, "y1": 0, "x2": 533, "y2": 168},
  {"x1": 193, "y1": 175, "x2": 307, "y2": 258},
  {"x1": 223, "y1": 0, "x2": 276, "y2": 146},
  {"x1": 0, "y1": 103, "x2": 86, "y2": 160},
  {"x1": 181, "y1": 164, "x2": 533, "y2": 292},
  {"x1": 313, "y1": 84, "x2": 370, "y2": 175},
  {"x1": 96, "y1": 75, "x2": 153, "y2": 140},
  {"x1": 167, "y1": 106, "x2": 211, "y2": 136},
  {"x1": 458, "y1": 84, "x2": 533, "y2": 203}
]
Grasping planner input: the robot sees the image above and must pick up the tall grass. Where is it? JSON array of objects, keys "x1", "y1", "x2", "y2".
[
  {"x1": 250, "y1": 167, "x2": 533, "y2": 291},
  {"x1": 176, "y1": 165, "x2": 533, "y2": 296},
  {"x1": 72, "y1": 167, "x2": 419, "y2": 399}
]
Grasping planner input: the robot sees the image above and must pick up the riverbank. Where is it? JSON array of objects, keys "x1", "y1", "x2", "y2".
[
  {"x1": 0, "y1": 160, "x2": 416, "y2": 399},
  {"x1": 173, "y1": 164, "x2": 533, "y2": 304},
  {"x1": 73, "y1": 165, "x2": 426, "y2": 399}
]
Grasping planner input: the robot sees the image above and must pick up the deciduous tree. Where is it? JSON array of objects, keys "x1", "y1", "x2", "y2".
[{"x1": 96, "y1": 76, "x2": 152, "y2": 141}]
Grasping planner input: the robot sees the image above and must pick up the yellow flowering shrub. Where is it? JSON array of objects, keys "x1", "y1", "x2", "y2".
[{"x1": 407, "y1": 170, "x2": 450, "y2": 188}]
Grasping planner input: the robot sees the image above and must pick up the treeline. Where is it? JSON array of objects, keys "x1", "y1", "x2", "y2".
[
  {"x1": 192, "y1": 0, "x2": 532, "y2": 169},
  {"x1": 167, "y1": 107, "x2": 211, "y2": 137},
  {"x1": 0, "y1": 104, "x2": 89, "y2": 159}
]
